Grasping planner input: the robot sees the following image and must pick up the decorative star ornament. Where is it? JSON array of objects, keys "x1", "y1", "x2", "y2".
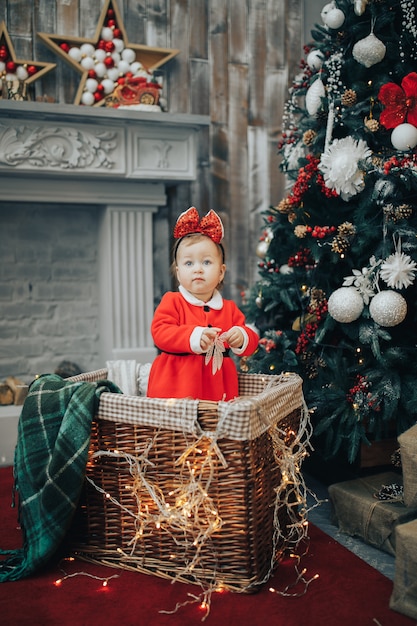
[
  {"x1": 0, "y1": 21, "x2": 55, "y2": 100},
  {"x1": 37, "y1": 0, "x2": 179, "y2": 106}
]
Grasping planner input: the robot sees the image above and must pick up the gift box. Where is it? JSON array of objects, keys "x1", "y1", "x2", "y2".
[
  {"x1": 398, "y1": 423, "x2": 417, "y2": 508},
  {"x1": 67, "y1": 368, "x2": 308, "y2": 592},
  {"x1": 390, "y1": 519, "x2": 417, "y2": 620},
  {"x1": 328, "y1": 472, "x2": 417, "y2": 556}
]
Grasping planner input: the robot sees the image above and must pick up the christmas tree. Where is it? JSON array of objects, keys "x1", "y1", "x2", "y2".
[{"x1": 243, "y1": 0, "x2": 417, "y2": 463}]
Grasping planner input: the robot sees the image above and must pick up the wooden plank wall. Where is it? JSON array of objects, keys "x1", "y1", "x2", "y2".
[{"x1": 0, "y1": 0, "x2": 304, "y2": 301}]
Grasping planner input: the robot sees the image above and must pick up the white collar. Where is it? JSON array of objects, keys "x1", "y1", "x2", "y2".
[{"x1": 179, "y1": 285, "x2": 224, "y2": 310}]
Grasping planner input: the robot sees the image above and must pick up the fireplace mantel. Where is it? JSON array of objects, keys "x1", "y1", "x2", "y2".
[{"x1": 0, "y1": 100, "x2": 210, "y2": 364}]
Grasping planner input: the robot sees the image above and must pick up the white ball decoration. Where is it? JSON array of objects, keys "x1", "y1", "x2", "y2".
[
  {"x1": 16, "y1": 65, "x2": 28, "y2": 81},
  {"x1": 324, "y1": 8, "x2": 345, "y2": 29},
  {"x1": 121, "y1": 48, "x2": 136, "y2": 64},
  {"x1": 369, "y1": 291, "x2": 407, "y2": 327},
  {"x1": 106, "y1": 67, "x2": 120, "y2": 82},
  {"x1": 352, "y1": 33, "x2": 386, "y2": 68},
  {"x1": 81, "y1": 91, "x2": 95, "y2": 106},
  {"x1": 68, "y1": 47, "x2": 82, "y2": 62},
  {"x1": 5, "y1": 73, "x2": 17, "y2": 81},
  {"x1": 0, "y1": 61, "x2": 5, "y2": 73},
  {"x1": 307, "y1": 49, "x2": 324, "y2": 71},
  {"x1": 80, "y1": 43, "x2": 95, "y2": 57},
  {"x1": 94, "y1": 62, "x2": 107, "y2": 78},
  {"x1": 94, "y1": 49, "x2": 106, "y2": 63},
  {"x1": 130, "y1": 61, "x2": 144, "y2": 74},
  {"x1": 321, "y1": 2, "x2": 336, "y2": 24},
  {"x1": 112, "y1": 38, "x2": 125, "y2": 53},
  {"x1": 85, "y1": 78, "x2": 99, "y2": 93},
  {"x1": 101, "y1": 27, "x2": 114, "y2": 42},
  {"x1": 391, "y1": 123, "x2": 417, "y2": 151},
  {"x1": 117, "y1": 60, "x2": 131, "y2": 75},
  {"x1": 111, "y1": 52, "x2": 121, "y2": 65},
  {"x1": 80, "y1": 56, "x2": 95, "y2": 71},
  {"x1": 101, "y1": 78, "x2": 115, "y2": 94},
  {"x1": 328, "y1": 287, "x2": 364, "y2": 323},
  {"x1": 279, "y1": 264, "x2": 294, "y2": 275}
]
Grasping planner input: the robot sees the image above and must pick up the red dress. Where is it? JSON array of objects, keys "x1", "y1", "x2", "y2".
[{"x1": 147, "y1": 288, "x2": 259, "y2": 401}]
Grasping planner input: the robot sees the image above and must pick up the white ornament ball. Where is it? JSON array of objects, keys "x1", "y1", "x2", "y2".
[
  {"x1": 94, "y1": 62, "x2": 107, "y2": 78},
  {"x1": 369, "y1": 291, "x2": 407, "y2": 327},
  {"x1": 111, "y1": 52, "x2": 121, "y2": 65},
  {"x1": 321, "y1": 2, "x2": 335, "y2": 24},
  {"x1": 122, "y1": 48, "x2": 136, "y2": 64},
  {"x1": 101, "y1": 27, "x2": 114, "y2": 42},
  {"x1": 324, "y1": 8, "x2": 345, "y2": 29},
  {"x1": 307, "y1": 49, "x2": 324, "y2": 71},
  {"x1": 85, "y1": 78, "x2": 99, "y2": 93},
  {"x1": 352, "y1": 33, "x2": 386, "y2": 68},
  {"x1": 391, "y1": 123, "x2": 417, "y2": 151},
  {"x1": 5, "y1": 73, "x2": 17, "y2": 81},
  {"x1": 328, "y1": 287, "x2": 364, "y2": 323},
  {"x1": 256, "y1": 240, "x2": 269, "y2": 259},
  {"x1": 81, "y1": 91, "x2": 95, "y2": 106},
  {"x1": 117, "y1": 60, "x2": 131, "y2": 75},
  {"x1": 106, "y1": 67, "x2": 120, "y2": 82},
  {"x1": 101, "y1": 78, "x2": 115, "y2": 94},
  {"x1": 68, "y1": 46, "x2": 82, "y2": 62},
  {"x1": 112, "y1": 38, "x2": 125, "y2": 53},
  {"x1": 94, "y1": 49, "x2": 106, "y2": 63},
  {"x1": 80, "y1": 43, "x2": 95, "y2": 57},
  {"x1": 16, "y1": 65, "x2": 28, "y2": 81},
  {"x1": 0, "y1": 61, "x2": 5, "y2": 72},
  {"x1": 279, "y1": 264, "x2": 294, "y2": 275},
  {"x1": 80, "y1": 56, "x2": 95, "y2": 71},
  {"x1": 130, "y1": 61, "x2": 143, "y2": 74}
]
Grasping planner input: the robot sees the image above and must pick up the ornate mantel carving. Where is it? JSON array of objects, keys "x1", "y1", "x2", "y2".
[{"x1": 0, "y1": 100, "x2": 209, "y2": 363}]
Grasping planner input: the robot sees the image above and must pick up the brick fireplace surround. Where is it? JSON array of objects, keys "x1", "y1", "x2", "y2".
[{"x1": 0, "y1": 100, "x2": 208, "y2": 366}]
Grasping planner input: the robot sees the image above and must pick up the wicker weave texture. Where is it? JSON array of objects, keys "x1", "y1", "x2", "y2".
[{"x1": 68, "y1": 372, "x2": 302, "y2": 592}]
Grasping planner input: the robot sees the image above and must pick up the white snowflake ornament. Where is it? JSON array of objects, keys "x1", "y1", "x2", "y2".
[{"x1": 380, "y1": 251, "x2": 417, "y2": 290}]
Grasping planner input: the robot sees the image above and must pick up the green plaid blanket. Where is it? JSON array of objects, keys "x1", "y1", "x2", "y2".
[{"x1": 0, "y1": 373, "x2": 121, "y2": 581}]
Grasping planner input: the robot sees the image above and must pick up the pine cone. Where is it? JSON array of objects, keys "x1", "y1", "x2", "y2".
[
  {"x1": 364, "y1": 117, "x2": 379, "y2": 132},
  {"x1": 303, "y1": 129, "x2": 317, "y2": 146},
  {"x1": 396, "y1": 203, "x2": 413, "y2": 220},
  {"x1": 331, "y1": 235, "x2": 350, "y2": 254},
  {"x1": 341, "y1": 89, "x2": 357, "y2": 106},
  {"x1": 276, "y1": 198, "x2": 293, "y2": 214},
  {"x1": 337, "y1": 221, "x2": 356, "y2": 237}
]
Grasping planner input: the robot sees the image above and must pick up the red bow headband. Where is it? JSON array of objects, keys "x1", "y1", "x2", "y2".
[{"x1": 173, "y1": 207, "x2": 224, "y2": 244}]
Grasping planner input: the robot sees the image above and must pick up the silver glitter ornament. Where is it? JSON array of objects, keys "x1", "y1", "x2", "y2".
[
  {"x1": 352, "y1": 33, "x2": 386, "y2": 68},
  {"x1": 369, "y1": 290, "x2": 407, "y2": 327},
  {"x1": 327, "y1": 287, "x2": 364, "y2": 323}
]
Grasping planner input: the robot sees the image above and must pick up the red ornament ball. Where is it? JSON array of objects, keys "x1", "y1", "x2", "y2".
[
  {"x1": 6, "y1": 60, "x2": 17, "y2": 73},
  {"x1": 107, "y1": 19, "x2": 116, "y2": 28},
  {"x1": 94, "y1": 90, "x2": 103, "y2": 102},
  {"x1": 107, "y1": 8, "x2": 115, "y2": 17},
  {"x1": 88, "y1": 69, "x2": 97, "y2": 78},
  {"x1": 104, "y1": 55, "x2": 114, "y2": 68},
  {"x1": 0, "y1": 46, "x2": 9, "y2": 61},
  {"x1": 60, "y1": 42, "x2": 70, "y2": 53},
  {"x1": 27, "y1": 65, "x2": 38, "y2": 76},
  {"x1": 113, "y1": 28, "x2": 122, "y2": 39},
  {"x1": 97, "y1": 39, "x2": 106, "y2": 50},
  {"x1": 104, "y1": 41, "x2": 115, "y2": 53}
]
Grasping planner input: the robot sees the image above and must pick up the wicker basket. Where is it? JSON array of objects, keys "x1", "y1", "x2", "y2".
[{"x1": 67, "y1": 370, "x2": 306, "y2": 593}]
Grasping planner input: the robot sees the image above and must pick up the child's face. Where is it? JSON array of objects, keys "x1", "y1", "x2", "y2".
[{"x1": 176, "y1": 236, "x2": 226, "y2": 302}]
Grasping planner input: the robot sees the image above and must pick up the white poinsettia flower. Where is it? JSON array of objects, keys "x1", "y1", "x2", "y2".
[
  {"x1": 318, "y1": 136, "x2": 372, "y2": 201},
  {"x1": 380, "y1": 251, "x2": 417, "y2": 290},
  {"x1": 343, "y1": 264, "x2": 377, "y2": 304}
]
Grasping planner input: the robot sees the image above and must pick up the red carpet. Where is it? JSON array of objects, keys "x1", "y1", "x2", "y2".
[{"x1": 0, "y1": 465, "x2": 414, "y2": 626}]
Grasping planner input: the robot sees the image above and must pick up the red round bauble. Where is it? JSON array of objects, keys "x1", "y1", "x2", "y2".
[
  {"x1": 107, "y1": 19, "x2": 116, "y2": 28},
  {"x1": 117, "y1": 77, "x2": 125, "y2": 85},
  {"x1": 27, "y1": 65, "x2": 38, "y2": 76},
  {"x1": 113, "y1": 28, "x2": 122, "y2": 39},
  {"x1": 107, "y1": 8, "x2": 114, "y2": 17},
  {"x1": 6, "y1": 60, "x2": 16, "y2": 73},
  {"x1": 94, "y1": 90, "x2": 103, "y2": 102},
  {"x1": 60, "y1": 42, "x2": 70, "y2": 53},
  {"x1": 97, "y1": 39, "x2": 106, "y2": 50},
  {"x1": 96, "y1": 83, "x2": 104, "y2": 92},
  {"x1": 125, "y1": 71, "x2": 133, "y2": 79},
  {"x1": 0, "y1": 46, "x2": 9, "y2": 61},
  {"x1": 104, "y1": 55, "x2": 114, "y2": 68},
  {"x1": 88, "y1": 69, "x2": 97, "y2": 78},
  {"x1": 104, "y1": 40, "x2": 115, "y2": 53}
]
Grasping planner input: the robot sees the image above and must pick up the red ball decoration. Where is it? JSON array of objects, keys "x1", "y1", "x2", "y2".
[
  {"x1": 27, "y1": 65, "x2": 38, "y2": 76},
  {"x1": 107, "y1": 19, "x2": 116, "y2": 28},
  {"x1": 104, "y1": 56, "x2": 114, "y2": 68},
  {"x1": 97, "y1": 39, "x2": 106, "y2": 50},
  {"x1": 113, "y1": 28, "x2": 122, "y2": 39},
  {"x1": 107, "y1": 8, "x2": 114, "y2": 17},
  {"x1": 6, "y1": 60, "x2": 16, "y2": 73},
  {"x1": 0, "y1": 46, "x2": 8, "y2": 61},
  {"x1": 96, "y1": 83, "x2": 105, "y2": 92},
  {"x1": 117, "y1": 77, "x2": 125, "y2": 85},
  {"x1": 104, "y1": 41, "x2": 115, "y2": 53},
  {"x1": 59, "y1": 42, "x2": 70, "y2": 53},
  {"x1": 88, "y1": 69, "x2": 97, "y2": 78},
  {"x1": 94, "y1": 90, "x2": 103, "y2": 102}
]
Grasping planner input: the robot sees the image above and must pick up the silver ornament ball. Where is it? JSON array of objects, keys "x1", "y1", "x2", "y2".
[
  {"x1": 327, "y1": 287, "x2": 364, "y2": 323},
  {"x1": 369, "y1": 290, "x2": 407, "y2": 327}
]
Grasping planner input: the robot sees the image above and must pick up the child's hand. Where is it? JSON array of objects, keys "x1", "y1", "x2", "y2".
[
  {"x1": 200, "y1": 327, "x2": 222, "y2": 352},
  {"x1": 222, "y1": 328, "x2": 244, "y2": 349}
]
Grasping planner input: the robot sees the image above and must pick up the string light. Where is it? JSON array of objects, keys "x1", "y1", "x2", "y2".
[{"x1": 53, "y1": 557, "x2": 119, "y2": 590}]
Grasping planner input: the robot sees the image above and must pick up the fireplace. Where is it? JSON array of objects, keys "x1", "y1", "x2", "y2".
[{"x1": 0, "y1": 100, "x2": 209, "y2": 371}]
